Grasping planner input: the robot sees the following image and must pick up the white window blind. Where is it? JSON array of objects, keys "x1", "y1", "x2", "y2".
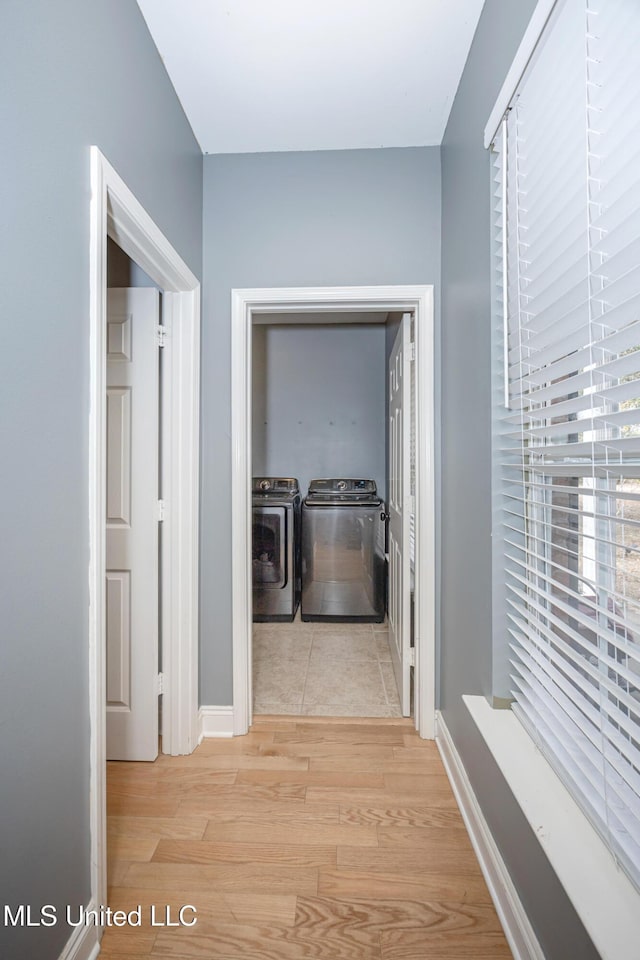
[{"x1": 495, "y1": 0, "x2": 640, "y2": 887}]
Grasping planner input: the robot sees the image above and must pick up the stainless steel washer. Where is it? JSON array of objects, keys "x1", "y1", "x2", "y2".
[
  {"x1": 252, "y1": 478, "x2": 301, "y2": 622},
  {"x1": 301, "y1": 479, "x2": 385, "y2": 622}
]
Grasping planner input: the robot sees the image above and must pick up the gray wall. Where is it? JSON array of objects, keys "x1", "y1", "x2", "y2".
[
  {"x1": 251, "y1": 323, "x2": 387, "y2": 499},
  {"x1": 439, "y1": 1, "x2": 598, "y2": 956},
  {"x1": 201, "y1": 146, "x2": 441, "y2": 704},
  {"x1": 0, "y1": 2, "x2": 202, "y2": 958}
]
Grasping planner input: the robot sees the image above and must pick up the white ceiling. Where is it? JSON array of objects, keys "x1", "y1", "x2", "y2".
[{"x1": 135, "y1": 0, "x2": 485, "y2": 154}]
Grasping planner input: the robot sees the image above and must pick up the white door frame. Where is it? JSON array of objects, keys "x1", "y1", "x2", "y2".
[
  {"x1": 231, "y1": 285, "x2": 435, "y2": 738},
  {"x1": 88, "y1": 147, "x2": 200, "y2": 910}
]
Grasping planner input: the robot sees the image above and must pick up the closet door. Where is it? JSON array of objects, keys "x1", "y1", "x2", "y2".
[{"x1": 106, "y1": 287, "x2": 160, "y2": 761}]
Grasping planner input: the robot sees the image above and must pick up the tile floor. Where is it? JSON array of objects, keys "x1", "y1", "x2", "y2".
[{"x1": 252, "y1": 613, "x2": 403, "y2": 717}]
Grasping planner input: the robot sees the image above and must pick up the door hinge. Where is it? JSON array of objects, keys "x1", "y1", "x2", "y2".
[
  {"x1": 409, "y1": 647, "x2": 416, "y2": 667},
  {"x1": 408, "y1": 341, "x2": 416, "y2": 363},
  {"x1": 157, "y1": 499, "x2": 166, "y2": 522},
  {"x1": 156, "y1": 325, "x2": 167, "y2": 348},
  {"x1": 157, "y1": 672, "x2": 166, "y2": 695}
]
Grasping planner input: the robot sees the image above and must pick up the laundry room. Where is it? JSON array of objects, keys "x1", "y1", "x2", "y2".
[{"x1": 250, "y1": 311, "x2": 412, "y2": 718}]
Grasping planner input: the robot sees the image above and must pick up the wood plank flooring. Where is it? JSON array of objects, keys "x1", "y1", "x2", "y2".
[{"x1": 103, "y1": 718, "x2": 513, "y2": 959}]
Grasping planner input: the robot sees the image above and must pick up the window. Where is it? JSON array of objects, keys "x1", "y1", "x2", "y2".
[{"x1": 493, "y1": 0, "x2": 640, "y2": 887}]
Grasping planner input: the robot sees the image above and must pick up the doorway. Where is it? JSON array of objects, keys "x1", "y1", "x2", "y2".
[
  {"x1": 251, "y1": 317, "x2": 394, "y2": 717},
  {"x1": 231, "y1": 285, "x2": 435, "y2": 738},
  {"x1": 88, "y1": 147, "x2": 201, "y2": 913}
]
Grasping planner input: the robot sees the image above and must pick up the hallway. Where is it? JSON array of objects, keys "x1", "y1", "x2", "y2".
[{"x1": 103, "y1": 718, "x2": 511, "y2": 958}]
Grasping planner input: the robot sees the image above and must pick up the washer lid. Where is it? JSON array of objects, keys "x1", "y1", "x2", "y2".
[{"x1": 305, "y1": 478, "x2": 380, "y2": 504}]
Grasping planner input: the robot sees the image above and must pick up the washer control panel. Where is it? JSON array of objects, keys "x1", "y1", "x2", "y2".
[{"x1": 307, "y1": 478, "x2": 377, "y2": 498}]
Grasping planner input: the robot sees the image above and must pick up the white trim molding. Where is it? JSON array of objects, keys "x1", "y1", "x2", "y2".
[
  {"x1": 88, "y1": 147, "x2": 200, "y2": 915},
  {"x1": 199, "y1": 706, "x2": 235, "y2": 740},
  {"x1": 57, "y1": 900, "x2": 100, "y2": 960},
  {"x1": 484, "y1": 0, "x2": 558, "y2": 148},
  {"x1": 231, "y1": 285, "x2": 436, "y2": 738},
  {"x1": 463, "y1": 695, "x2": 640, "y2": 960},
  {"x1": 435, "y1": 710, "x2": 545, "y2": 960},
  {"x1": 160, "y1": 287, "x2": 201, "y2": 757}
]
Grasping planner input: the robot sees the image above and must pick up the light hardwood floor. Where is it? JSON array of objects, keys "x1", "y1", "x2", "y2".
[{"x1": 103, "y1": 718, "x2": 513, "y2": 959}]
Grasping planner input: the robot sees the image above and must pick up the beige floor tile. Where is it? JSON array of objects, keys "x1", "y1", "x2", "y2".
[
  {"x1": 253, "y1": 621, "x2": 313, "y2": 639},
  {"x1": 303, "y1": 659, "x2": 387, "y2": 706},
  {"x1": 380, "y1": 662, "x2": 401, "y2": 706},
  {"x1": 253, "y1": 658, "x2": 307, "y2": 705},
  {"x1": 375, "y1": 632, "x2": 393, "y2": 661},
  {"x1": 253, "y1": 633, "x2": 312, "y2": 660},
  {"x1": 301, "y1": 703, "x2": 399, "y2": 718},
  {"x1": 254, "y1": 702, "x2": 303, "y2": 715},
  {"x1": 311, "y1": 621, "x2": 375, "y2": 635},
  {"x1": 251, "y1": 619, "x2": 407, "y2": 719},
  {"x1": 310, "y1": 634, "x2": 378, "y2": 661}
]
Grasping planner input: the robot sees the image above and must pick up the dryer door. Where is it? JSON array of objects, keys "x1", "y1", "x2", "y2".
[{"x1": 252, "y1": 506, "x2": 287, "y2": 588}]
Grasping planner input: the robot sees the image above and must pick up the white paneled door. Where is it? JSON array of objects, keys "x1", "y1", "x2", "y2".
[
  {"x1": 106, "y1": 288, "x2": 160, "y2": 761},
  {"x1": 388, "y1": 313, "x2": 412, "y2": 716}
]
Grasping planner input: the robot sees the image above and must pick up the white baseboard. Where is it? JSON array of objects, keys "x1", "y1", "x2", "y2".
[
  {"x1": 435, "y1": 711, "x2": 545, "y2": 960},
  {"x1": 57, "y1": 900, "x2": 101, "y2": 960},
  {"x1": 198, "y1": 705, "x2": 235, "y2": 740}
]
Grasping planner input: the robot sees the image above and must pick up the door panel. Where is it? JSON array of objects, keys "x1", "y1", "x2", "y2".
[
  {"x1": 388, "y1": 313, "x2": 412, "y2": 716},
  {"x1": 106, "y1": 388, "x2": 131, "y2": 523},
  {"x1": 106, "y1": 571, "x2": 131, "y2": 706},
  {"x1": 106, "y1": 287, "x2": 160, "y2": 761}
]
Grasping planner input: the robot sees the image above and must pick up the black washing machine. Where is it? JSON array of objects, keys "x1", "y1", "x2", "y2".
[{"x1": 252, "y1": 477, "x2": 301, "y2": 622}]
